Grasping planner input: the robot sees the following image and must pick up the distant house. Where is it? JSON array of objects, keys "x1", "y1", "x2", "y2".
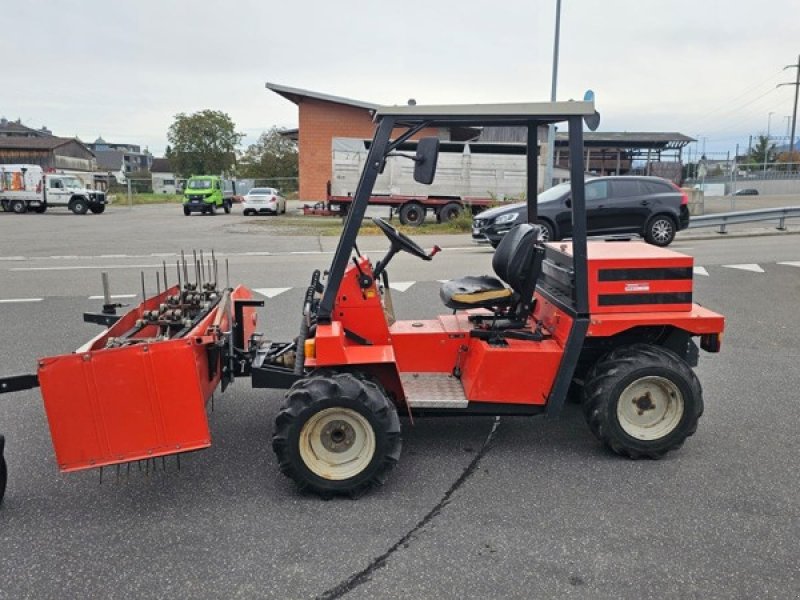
[
  {"x1": 0, "y1": 135, "x2": 96, "y2": 173},
  {"x1": 0, "y1": 118, "x2": 53, "y2": 138},
  {"x1": 88, "y1": 137, "x2": 152, "y2": 182},
  {"x1": 150, "y1": 157, "x2": 177, "y2": 194}
]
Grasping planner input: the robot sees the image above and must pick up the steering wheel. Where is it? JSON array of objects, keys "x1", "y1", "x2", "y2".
[{"x1": 371, "y1": 217, "x2": 431, "y2": 261}]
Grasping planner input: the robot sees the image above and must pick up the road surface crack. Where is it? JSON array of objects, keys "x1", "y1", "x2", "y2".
[{"x1": 317, "y1": 417, "x2": 501, "y2": 600}]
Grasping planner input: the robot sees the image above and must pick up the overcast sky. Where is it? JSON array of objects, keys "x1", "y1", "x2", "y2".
[{"x1": 2, "y1": 0, "x2": 797, "y2": 159}]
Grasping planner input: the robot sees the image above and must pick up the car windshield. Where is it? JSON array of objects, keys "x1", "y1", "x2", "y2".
[
  {"x1": 249, "y1": 188, "x2": 273, "y2": 195},
  {"x1": 537, "y1": 181, "x2": 571, "y2": 203},
  {"x1": 62, "y1": 177, "x2": 82, "y2": 189},
  {"x1": 187, "y1": 179, "x2": 212, "y2": 190}
]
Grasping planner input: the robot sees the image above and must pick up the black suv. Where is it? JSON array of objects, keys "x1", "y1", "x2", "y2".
[{"x1": 472, "y1": 176, "x2": 690, "y2": 247}]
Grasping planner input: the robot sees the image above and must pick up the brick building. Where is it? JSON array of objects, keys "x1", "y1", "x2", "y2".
[{"x1": 266, "y1": 83, "x2": 471, "y2": 201}]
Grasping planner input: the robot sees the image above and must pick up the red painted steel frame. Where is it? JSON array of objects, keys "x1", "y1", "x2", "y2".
[{"x1": 37, "y1": 285, "x2": 256, "y2": 473}]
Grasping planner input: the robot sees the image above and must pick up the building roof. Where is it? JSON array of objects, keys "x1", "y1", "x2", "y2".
[
  {"x1": 0, "y1": 136, "x2": 87, "y2": 151},
  {"x1": 555, "y1": 131, "x2": 695, "y2": 150},
  {"x1": 150, "y1": 158, "x2": 172, "y2": 173},
  {"x1": 266, "y1": 82, "x2": 378, "y2": 110}
]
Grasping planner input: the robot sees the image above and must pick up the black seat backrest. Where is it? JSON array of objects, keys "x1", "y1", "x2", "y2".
[
  {"x1": 492, "y1": 224, "x2": 538, "y2": 294},
  {"x1": 492, "y1": 223, "x2": 545, "y2": 322}
]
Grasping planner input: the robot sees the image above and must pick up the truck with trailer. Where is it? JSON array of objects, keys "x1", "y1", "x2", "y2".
[
  {"x1": 0, "y1": 164, "x2": 108, "y2": 214},
  {"x1": 0, "y1": 99, "x2": 725, "y2": 503},
  {"x1": 325, "y1": 137, "x2": 568, "y2": 225}
]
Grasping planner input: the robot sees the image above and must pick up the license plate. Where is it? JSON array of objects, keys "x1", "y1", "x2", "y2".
[{"x1": 472, "y1": 228, "x2": 479, "y2": 235}]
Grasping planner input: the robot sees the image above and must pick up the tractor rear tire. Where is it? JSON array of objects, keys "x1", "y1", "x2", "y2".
[
  {"x1": 273, "y1": 372, "x2": 401, "y2": 497},
  {"x1": 398, "y1": 202, "x2": 425, "y2": 226},
  {"x1": 183, "y1": 206, "x2": 191, "y2": 216},
  {"x1": 582, "y1": 344, "x2": 703, "y2": 459},
  {"x1": 223, "y1": 200, "x2": 231, "y2": 214}
]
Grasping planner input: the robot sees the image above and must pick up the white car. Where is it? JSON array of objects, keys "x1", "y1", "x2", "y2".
[{"x1": 242, "y1": 187, "x2": 286, "y2": 215}]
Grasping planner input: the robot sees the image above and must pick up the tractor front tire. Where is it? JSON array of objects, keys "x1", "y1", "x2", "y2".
[
  {"x1": 89, "y1": 204, "x2": 105, "y2": 214},
  {"x1": 583, "y1": 344, "x2": 703, "y2": 459},
  {"x1": 273, "y1": 372, "x2": 401, "y2": 497}
]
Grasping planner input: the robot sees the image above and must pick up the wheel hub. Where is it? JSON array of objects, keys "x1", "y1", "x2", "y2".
[
  {"x1": 299, "y1": 407, "x2": 376, "y2": 480},
  {"x1": 617, "y1": 376, "x2": 684, "y2": 441},
  {"x1": 321, "y1": 420, "x2": 356, "y2": 452}
]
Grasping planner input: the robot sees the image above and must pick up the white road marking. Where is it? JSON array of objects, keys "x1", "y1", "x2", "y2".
[
  {"x1": 693, "y1": 266, "x2": 709, "y2": 276},
  {"x1": 88, "y1": 294, "x2": 137, "y2": 300},
  {"x1": 777, "y1": 261, "x2": 800, "y2": 268},
  {"x1": 389, "y1": 281, "x2": 416, "y2": 292},
  {"x1": 722, "y1": 263, "x2": 765, "y2": 273},
  {"x1": 11, "y1": 264, "x2": 162, "y2": 272},
  {"x1": 0, "y1": 298, "x2": 44, "y2": 304},
  {"x1": 254, "y1": 287, "x2": 292, "y2": 298},
  {"x1": 0, "y1": 256, "x2": 26, "y2": 261}
]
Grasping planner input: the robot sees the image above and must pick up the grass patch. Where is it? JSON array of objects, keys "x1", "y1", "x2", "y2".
[
  {"x1": 109, "y1": 193, "x2": 184, "y2": 205},
  {"x1": 263, "y1": 211, "x2": 473, "y2": 236}
]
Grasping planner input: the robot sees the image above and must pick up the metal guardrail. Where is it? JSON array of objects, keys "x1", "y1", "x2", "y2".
[{"x1": 688, "y1": 206, "x2": 800, "y2": 234}]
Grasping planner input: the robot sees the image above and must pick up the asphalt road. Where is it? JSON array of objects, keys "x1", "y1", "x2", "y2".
[{"x1": 1, "y1": 205, "x2": 799, "y2": 599}]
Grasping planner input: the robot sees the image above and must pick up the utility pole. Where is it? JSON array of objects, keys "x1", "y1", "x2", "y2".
[
  {"x1": 544, "y1": 0, "x2": 562, "y2": 191},
  {"x1": 778, "y1": 54, "x2": 800, "y2": 165}
]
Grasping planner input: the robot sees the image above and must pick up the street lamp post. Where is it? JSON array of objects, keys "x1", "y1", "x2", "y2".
[
  {"x1": 543, "y1": 0, "x2": 562, "y2": 191},
  {"x1": 763, "y1": 111, "x2": 774, "y2": 174}
]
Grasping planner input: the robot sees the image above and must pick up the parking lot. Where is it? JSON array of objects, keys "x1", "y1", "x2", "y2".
[{"x1": 1, "y1": 205, "x2": 799, "y2": 599}]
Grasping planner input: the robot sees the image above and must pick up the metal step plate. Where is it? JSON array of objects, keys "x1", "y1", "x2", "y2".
[{"x1": 400, "y1": 373, "x2": 469, "y2": 409}]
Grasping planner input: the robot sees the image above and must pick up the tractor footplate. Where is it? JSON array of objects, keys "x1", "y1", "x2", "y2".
[{"x1": 400, "y1": 373, "x2": 468, "y2": 409}]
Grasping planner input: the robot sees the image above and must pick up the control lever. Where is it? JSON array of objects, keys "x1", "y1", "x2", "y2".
[{"x1": 427, "y1": 245, "x2": 442, "y2": 259}]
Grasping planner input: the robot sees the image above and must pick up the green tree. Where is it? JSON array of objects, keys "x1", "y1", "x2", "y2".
[
  {"x1": 746, "y1": 135, "x2": 776, "y2": 167},
  {"x1": 167, "y1": 110, "x2": 243, "y2": 177},
  {"x1": 238, "y1": 127, "x2": 298, "y2": 188}
]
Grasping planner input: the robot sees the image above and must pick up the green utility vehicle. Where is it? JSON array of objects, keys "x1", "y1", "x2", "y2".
[{"x1": 183, "y1": 176, "x2": 234, "y2": 215}]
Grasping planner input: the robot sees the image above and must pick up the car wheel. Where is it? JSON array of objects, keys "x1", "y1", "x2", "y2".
[
  {"x1": 535, "y1": 219, "x2": 555, "y2": 242},
  {"x1": 439, "y1": 202, "x2": 463, "y2": 223},
  {"x1": 9, "y1": 200, "x2": 27, "y2": 214},
  {"x1": 89, "y1": 204, "x2": 105, "y2": 214},
  {"x1": 70, "y1": 198, "x2": 88, "y2": 215},
  {"x1": 398, "y1": 202, "x2": 425, "y2": 226},
  {"x1": 223, "y1": 201, "x2": 231, "y2": 214},
  {"x1": 645, "y1": 215, "x2": 676, "y2": 246}
]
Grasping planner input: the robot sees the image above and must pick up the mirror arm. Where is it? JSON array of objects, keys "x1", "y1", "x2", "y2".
[{"x1": 385, "y1": 121, "x2": 432, "y2": 154}]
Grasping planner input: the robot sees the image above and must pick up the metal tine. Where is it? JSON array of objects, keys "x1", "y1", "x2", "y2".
[
  {"x1": 200, "y1": 250, "x2": 206, "y2": 285},
  {"x1": 99, "y1": 466, "x2": 103, "y2": 485},
  {"x1": 226, "y1": 258, "x2": 230, "y2": 289},
  {"x1": 197, "y1": 261, "x2": 203, "y2": 290},
  {"x1": 193, "y1": 250, "x2": 199, "y2": 286},
  {"x1": 140, "y1": 272, "x2": 146, "y2": 313},
  {"x1": 116, "y1": 464, "x2": 121, "y2": 484},
  {"x1": 182, "y1": 250, "x2": 189, "y2": 288},
  {"x1": 156, "y1": 271, "x2": 161, "y2": 296},
  {"x1": 163, "y1": 261, "x2": 168, "y2": 292},
  {"x1": 212, "y1": 250, "x2": 218, "y2": 287},
  {"x1": 177, "y1": 260, "x2": 182, "y2": 292},
  {"x1": 207, "y1": 260, "x2": 213, "y2": 289}
]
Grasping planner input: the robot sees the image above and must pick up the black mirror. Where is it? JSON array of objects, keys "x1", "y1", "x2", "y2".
[{"x1": 413, "y1": 137, "x2": 439, "y2": 184}]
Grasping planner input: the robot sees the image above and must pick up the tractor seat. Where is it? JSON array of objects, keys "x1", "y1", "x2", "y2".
[{"x1": 440, "y1": 223, "x2": 541, "y2": 311}]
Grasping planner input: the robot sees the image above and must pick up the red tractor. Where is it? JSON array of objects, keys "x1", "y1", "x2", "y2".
[
  {"x1": 0, "y1": 100, "x2": 724, "y2": 503},
  {"x1": 259, "y1": 101, "x2": 724, "y2": 497}
]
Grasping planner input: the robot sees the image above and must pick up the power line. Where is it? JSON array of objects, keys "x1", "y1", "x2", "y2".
[{"x1": 778, "y1": 55, "x2": 800, "y2": 156}]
